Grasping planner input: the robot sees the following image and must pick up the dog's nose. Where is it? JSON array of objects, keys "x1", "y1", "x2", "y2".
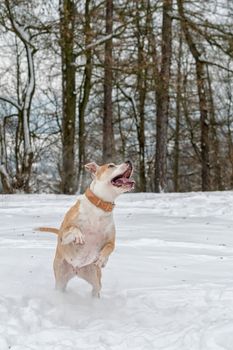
[{"x1": 125, "y1": 160, "x2": 132, "y2": 167}]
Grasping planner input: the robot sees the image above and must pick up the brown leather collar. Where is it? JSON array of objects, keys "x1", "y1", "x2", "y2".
[{"x1": 85, "y1": 188, "x2": 115, "y2": 212}]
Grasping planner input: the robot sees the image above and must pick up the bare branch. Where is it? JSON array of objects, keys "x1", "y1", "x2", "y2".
[
  {"x1": 75, "y1": 24, "x2": 126, "y2": 58},
  {"x1": 0, "y1": 96, "x2": 22, "y2": 111}
]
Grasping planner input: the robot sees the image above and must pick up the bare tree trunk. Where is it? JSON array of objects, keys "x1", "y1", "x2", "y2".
[
  {"x1": 182, "y1": 76, "x2": 201, "y2": 162},
  {"x1": 225, "y1": 74, "x2": 233, "y2": 188},
  {"x1": 3, "y1": 0, "x2": 36, "y2": 193},
  {"x1": 227, "y1": 114, "x2": 233, "y2": 188},
  {"x1": 103, "y1": 0, "x2": 115, "y2": 163},
  {"x1": 174, "y1": 29, "x2": 182, "y2": 192},
  {"x1": 77, "y1": 0, "x2": 92, "y2": 192},
  {"x1": 197, "y1": 61, "x2": 210, "y2": 191},
  {"x1": 116, "y1": 86, "x2": 126, "y2": 160},
  {"x1": 0, "y1": 118, "x2": 13, "y2": 193},
  {"x1": 146, "y1": 0, "x2": 160, "y2": 192},
  {"x1": 178, "y1": 0, "x2": 210, "y2": 191},
  {"x1": 154, "y1": 0, "x2": 172, "y2": 192},
  {"x1": 20, "y1": 44, "x2": 35, "y2": 192},
  {"x1": 60, "y1": 0, "x2": 77, "y2": 194},
  {"x1": 137, "y1": 75, "x2": 147, "y2": 192},
  {"x1": 136, "y1": 1, "x2": 147, "y2": 192},
  {"x1": 206, "y1": 66, "x2": 222, "y2": 190},
  {"x1": 15, "y1": 38, "x2": 21, "y2": 177}
]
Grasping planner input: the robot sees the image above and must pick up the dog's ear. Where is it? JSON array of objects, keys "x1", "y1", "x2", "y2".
[{"x1": 84, "y1": 162, "x2": 99, "y2": 176}]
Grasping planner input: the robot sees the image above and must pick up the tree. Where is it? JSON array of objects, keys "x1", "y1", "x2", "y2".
[
  {"x1": 154, "y1": 0, "x2": 173, "y2": 192},
  {"x1": 77, "y1": 0, "x2": 92, "y2": 192},
  {"x1": 60, "y1": 0, "x2": 77, "y2": 194},
  {"x1": 135, "y1": 0, "x2": 147, "y2": 192},
  {"x1": 173, "y1": 27, "x2": 183, "y2": 192},
  {"x1": 1, "y1": 0, "x2": 233, "y2": 194},
  {"x1": 0, "y1": 0, "x2": 36, "y2": 192},
  {"x1": 102, "y1": 0, "x2": 115, "y2": 163},
  {"x1": 177, "y1": 0, "x2": 211, "y2": 191}
]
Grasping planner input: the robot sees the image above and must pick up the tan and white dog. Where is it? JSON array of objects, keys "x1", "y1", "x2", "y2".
[{"x1": 38, "y1": 160, "x2": 134, "y2": 297}]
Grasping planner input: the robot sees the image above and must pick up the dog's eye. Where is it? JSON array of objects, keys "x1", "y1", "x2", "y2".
[{"x1": 108, "y1": 164, "x2": 115, "y2": 168}]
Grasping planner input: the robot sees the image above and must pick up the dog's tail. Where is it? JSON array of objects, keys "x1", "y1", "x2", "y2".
[{"x1": 35, "y1": 227, "x2": 59, "y2": 235}]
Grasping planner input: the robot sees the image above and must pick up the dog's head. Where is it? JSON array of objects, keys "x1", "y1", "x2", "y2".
[{"x1": 85, "y1": 160, "x2": 135, "y2": 202}]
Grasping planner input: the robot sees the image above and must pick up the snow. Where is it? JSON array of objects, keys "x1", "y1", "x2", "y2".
[{"x1": 1, "y1": 191, "x2": 233, "y2": 349}]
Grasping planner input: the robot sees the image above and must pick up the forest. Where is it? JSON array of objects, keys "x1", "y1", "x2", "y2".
[{"x1": 0, "y1": 0, "x2": 233, "y2": 194}]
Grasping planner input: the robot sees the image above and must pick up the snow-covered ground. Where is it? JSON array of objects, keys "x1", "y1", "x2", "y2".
[{"x1": 1, "y1": 192, "x2": 233, "y2": 350}]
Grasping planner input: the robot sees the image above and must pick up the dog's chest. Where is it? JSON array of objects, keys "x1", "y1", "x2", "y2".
[
  {"x1": 65, "y1": 202, "x2": 114, "y2": 267},
  {"x1": 79, "y1": 207, "x2": 112, "y2": 237},
  {"x1": 79, "y1": 213, "x2": 112, "y2": 255}
]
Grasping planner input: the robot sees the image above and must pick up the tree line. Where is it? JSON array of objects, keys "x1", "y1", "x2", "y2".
[{"x1": 0, "y1": 0, "x2": 233, "y2": 194}]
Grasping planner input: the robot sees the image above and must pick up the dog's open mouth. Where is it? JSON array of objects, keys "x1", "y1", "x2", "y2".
[{"x1": 111, "y1": 166, "x2": 135, "y2": 188}]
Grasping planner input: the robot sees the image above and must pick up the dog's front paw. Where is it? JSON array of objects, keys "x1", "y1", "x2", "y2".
[
  {"x1": 61, "y1": 228, "x2": 85, "y2": 245},
  {"x1": 94, "y1": 254, "x2": 108, "y2": 268}
]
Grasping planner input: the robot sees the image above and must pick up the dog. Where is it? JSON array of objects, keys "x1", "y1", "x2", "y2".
[{"x1": 38, "y1": 160, "x2": 135, "y2": 297}]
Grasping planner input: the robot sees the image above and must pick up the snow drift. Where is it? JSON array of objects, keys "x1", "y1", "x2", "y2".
[{"x1": 1, "y1": 191, "x2": 233, "y2": 349}]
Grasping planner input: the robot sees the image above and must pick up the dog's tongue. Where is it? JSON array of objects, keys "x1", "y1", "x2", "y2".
[{"x1": 114, "y1": 177, "x2": 134, "y2": 186}]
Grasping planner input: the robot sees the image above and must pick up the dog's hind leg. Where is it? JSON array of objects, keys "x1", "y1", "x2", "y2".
[
  {"x1": 78, "y1": 264, "x2": 102, "y2": 298},
  {"x1": 53, "y1": 252, "x2": 75, "y2": 291}
]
